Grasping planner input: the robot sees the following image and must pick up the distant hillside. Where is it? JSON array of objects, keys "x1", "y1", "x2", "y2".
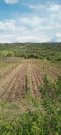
[{"x1": 0, "y1": 43, "x2": 61, "y2": 61}]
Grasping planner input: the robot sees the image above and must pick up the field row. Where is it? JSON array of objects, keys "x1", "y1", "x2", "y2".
[{"x1": 0, "y1": 59, "x2": 61, "y2": 102}]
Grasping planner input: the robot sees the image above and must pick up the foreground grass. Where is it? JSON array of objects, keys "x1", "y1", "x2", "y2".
[{"x1": 0, "y1": 75, "x2": 61, "y2": 135}]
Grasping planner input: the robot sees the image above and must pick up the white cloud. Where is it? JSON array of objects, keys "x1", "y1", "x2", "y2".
[
  {"x1": 0, "y1": 17, "x2": 51, "y2": 43},
  {"x1": 20, "y1": 17, "x2": 43, "y2": 27},
  {"x1": 29, "y1": 4, "x2": 45, "y2": 10},
  {"x1": 0, "y1": 2, "x2": 61, "y2": 43},
  {"x1": 56, "y1": 33, "x2": 61, "y2": 38},
  {"x1": 4, "y1": 0, "x2": 19, "y2": 4},
  {"x1": 56, "y1": 33, "x2": 61, "y2": 42},
  {"x1": 0, "y1": 20, "x2": 16, "y2": 30},
  {"x1": 48, "y1": 4, "x2": 61, "y2": 12},
  {"x1": 56, "y1": 24, "x2": 61, "y2": 29},
  {"x1": 0, "y1": 16, "x2": 61, "y2": 43},
  {"x1": 29, "y1": 3, "x2": 61, "y2": 13}
]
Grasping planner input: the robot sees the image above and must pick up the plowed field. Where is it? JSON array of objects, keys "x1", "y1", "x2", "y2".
[{"x1": 0, "y1": 59, "x2": 61, "y2": 102}]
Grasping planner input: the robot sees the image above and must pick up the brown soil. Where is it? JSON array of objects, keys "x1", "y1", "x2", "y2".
[
  {"x1": 0, "y1": 64, "x2": 26, "y2": 101},
  {"x1": 28, "y1": 64, "x2": 43, "y2": 99},
  {"x1": 0, "y1": 60, "x2": 60, "y2": 102}
]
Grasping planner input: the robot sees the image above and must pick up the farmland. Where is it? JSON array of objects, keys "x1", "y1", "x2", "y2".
[{"x1": 0, "y1": 43, "x2": 61, "y2": 135}]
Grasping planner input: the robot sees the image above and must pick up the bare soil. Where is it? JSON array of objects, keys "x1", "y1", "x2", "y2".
[{"x1": 0, "y1": 60, "x2": 60, "y2": 102}]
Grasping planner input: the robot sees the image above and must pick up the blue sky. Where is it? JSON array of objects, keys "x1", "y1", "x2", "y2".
[{"x1": 0, "y1": 0, "x2": 61, "y2": 43}]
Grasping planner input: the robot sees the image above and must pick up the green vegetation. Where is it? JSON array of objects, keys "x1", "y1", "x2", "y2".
[
  {"x1": 39, "y1": 75, "x2": 61, "y2": 135},
  {"x1": 0, "y1": 75, "x2": 61, "y2": 135},
  {"x1": 0, "y1": 43, "x2": 61, "y2": 61}
]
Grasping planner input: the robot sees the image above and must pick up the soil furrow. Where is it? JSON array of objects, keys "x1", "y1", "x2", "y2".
[{"x1": 0, "y1": 64, "x2": 26, "y2": 101}]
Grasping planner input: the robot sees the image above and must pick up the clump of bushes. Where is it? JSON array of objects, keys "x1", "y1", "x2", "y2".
[
  {"x1": 39, "y1": 75, "x2": 61, "y2": 135},
  {"x1": 0, "y1": 43, "x2": 61, "y2": 61}
]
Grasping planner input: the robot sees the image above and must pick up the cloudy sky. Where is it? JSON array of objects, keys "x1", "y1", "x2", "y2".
[{"x1": 0, "y1": 0, "x2": 61, "y2": 43}]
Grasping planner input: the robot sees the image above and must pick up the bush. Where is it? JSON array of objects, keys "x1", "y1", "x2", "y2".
[{"x1": 39, "y1": 75, "x2": 61, "y2": 135}]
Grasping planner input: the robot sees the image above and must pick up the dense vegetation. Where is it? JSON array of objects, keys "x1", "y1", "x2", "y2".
[
  {"x1": 0, "y1": 43, "x2": 61, "y2": 61},
  {"x1": 0, "y1": 75, "x2": 61, "y2": 135}
]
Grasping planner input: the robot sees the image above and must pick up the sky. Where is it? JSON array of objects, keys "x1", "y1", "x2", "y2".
[{"x1": 0, "y1": 0, "x2": 61, "y2": 43}]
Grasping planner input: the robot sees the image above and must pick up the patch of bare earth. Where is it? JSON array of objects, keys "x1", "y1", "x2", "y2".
[
  {"x1": 0, "y1": 64, "x2": 26, "y2": 101},
  {"x1": 28, "y1": 64, "x2": 43, "y2": 99},
  {"x1": 47, "y1": 66, "x2": 61, "y2": 82},
  {"x1": 0, "y1": 61, "x2": 45, "y2": 102}
]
